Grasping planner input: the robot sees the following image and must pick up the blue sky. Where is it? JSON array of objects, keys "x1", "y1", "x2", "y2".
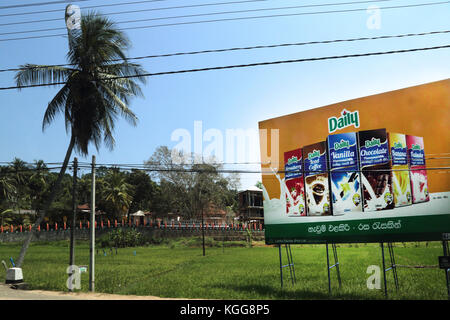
[{"x1": 0, "y1": 0, "x2": 449, "y2": 189}]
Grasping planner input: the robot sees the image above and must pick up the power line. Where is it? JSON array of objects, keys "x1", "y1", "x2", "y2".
[
  {"x1": 0, "y1": 1, "x2": 448, "y2": 40},
  {"x1": 72, "y1": 164, "x2": 450, "y2": 174},
  {"x1": 2, "y1": 154, "x2": 449, "y2": 168},
  {"x1": 1, "y1": 44, "x2": 449, "y2": 90},
  {"x1": 0, "y1": 0, "x2": 269, "y2": 25},
  {"x1": 0, "y1": 0, "x2": 91, "y2": 10},
  {"x1": 1, "y1": 161, "x2": 448, "y2": 174},
  {"x1": 0, "y1": 1, "x2": 401, "y2": 36},
  {"x1": 0, "y1": 0, "x2": 392, "y2": 27},
  {"x1": 0, "y1": 0, "x2": 263, "y2": 18},
  {"x1": 1, "y1": 30, "x2": 448, "y2": 73}
]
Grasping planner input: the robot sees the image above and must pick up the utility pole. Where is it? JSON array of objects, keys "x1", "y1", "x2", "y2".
[
  {"x1": 69, "y1": 157, "x2": 77, "y2": 292},
  {"x1": 89, "y1": 155, "x2": 96, "y2": 292},
  {"x1": 201, "y1": 205, "x2": 205, "y2": 257}
]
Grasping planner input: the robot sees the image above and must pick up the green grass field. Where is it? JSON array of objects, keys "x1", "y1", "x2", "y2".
[{"x1": 0, "y1": 239, "x2": 447, "y2": 300}]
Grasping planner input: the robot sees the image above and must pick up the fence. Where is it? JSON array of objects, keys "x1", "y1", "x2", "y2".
[
  {"x1": 0, "y1": 220, "x2": 265, "y2": 243},
  {"x1": 0, "y1": 220, "x2": 264, "y2": 233}
]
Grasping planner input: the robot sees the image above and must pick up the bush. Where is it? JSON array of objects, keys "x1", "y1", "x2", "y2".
[{"x1": 102, "y1": 228, "x2": 146, "y2": 248}]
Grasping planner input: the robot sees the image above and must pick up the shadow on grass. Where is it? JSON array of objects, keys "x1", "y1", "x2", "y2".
[{"x1": 207, "y1": 283, "x2": 377, "y2": 300}]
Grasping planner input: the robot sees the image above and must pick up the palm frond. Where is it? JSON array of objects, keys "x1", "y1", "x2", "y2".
[
  {"x1": 15, "y1": 65, "x2": 74, "y2": 88},
  {"x1": 96, "y1": 81, "x2": 138, "y2": 127},
  {"x1": 42, "y1": 83, "x2": 71, "y2": 131}
]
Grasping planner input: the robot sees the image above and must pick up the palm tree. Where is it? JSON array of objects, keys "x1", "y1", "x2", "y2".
[
  {"x1": 28, "y1": 160, "x2": 49, "y2": 217},
  {"x1": 14, "y1": 12, "x2": 146, "y2": 267},
  {"x1": 9, "y1": 158, "x2": 30, "y2": 214},
  {"x1": 0, "y1": 166, "x2": 17, "y2": 226},
  {"x1": 0, "y1": 167, "x2": 16, "y2": 202},
  {"x1": 102, "y1": 169, "x2": 134, "y2": 219}
]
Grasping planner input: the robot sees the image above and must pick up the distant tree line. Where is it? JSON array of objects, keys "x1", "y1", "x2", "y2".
[{"x1": 0, "y1": 146, "x2": 240, "y2": 227}]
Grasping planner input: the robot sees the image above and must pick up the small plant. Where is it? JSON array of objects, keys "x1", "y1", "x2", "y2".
[{"x1": 246, "y1": 228, "x2": 253, "y2": 248}]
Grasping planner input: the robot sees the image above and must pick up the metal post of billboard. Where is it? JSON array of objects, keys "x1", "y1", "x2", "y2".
[
  {"x1": 278, "y1": 245, "x2": 283, "y2": 289},
  {"x1": 387, "y1": 243, "x2": 399, "y2": 291},
  {"x1": 286, "y1": 244, "x2": 296, "y2": 284},
  {"x1": 326, "y1": 243, "x2": 341, "y2": 295},
  {"x1": 380, "y1": 242, "x2": 399, "y2": 298},
  {"x1": 442, "y1": 235, "x2": 450, "y2": 300},
  {"x1": 381, "y1": 242, "x2": 388, "y2": 298},
  {"x1": 278, "y1": 244, "x2": 295, "y2": 288}
]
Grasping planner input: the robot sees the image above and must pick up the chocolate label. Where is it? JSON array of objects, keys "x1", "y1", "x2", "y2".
[
  {"x1": 360, "y1": 137, "x2": 389, "y2": 167},
  {"x1": 358, "y1": 128, "x2": 394, "y2": 212}
]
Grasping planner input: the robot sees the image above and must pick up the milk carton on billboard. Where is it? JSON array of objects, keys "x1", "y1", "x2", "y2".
[
  {"x1": 406, "y1": 135, "x2": 429, "y2": 203},
  {"x1": 303, "y1": 142, "x2": 331, "y2": 216},
  {"x1": 358, "y1": 128, "x2": 394, "y2": 211},
  {"x1": 327, "y1": 132, "x2": 362, "y2": 214},
  {"x1": 284, "y1": 149, "x2": 306, "y2": 216},
  {"x1": 388, "y1": 133, "x2": 412, "y2": 207}
]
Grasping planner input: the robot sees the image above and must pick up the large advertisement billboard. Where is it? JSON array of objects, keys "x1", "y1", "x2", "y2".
[{"x1": 259, "y1": 79, "x2": 450, "y2": 244}]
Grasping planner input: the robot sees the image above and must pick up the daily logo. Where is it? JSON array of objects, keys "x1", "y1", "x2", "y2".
[
  {"x1": 334, "y1": 139, "x2": 350, "y2": 151},
  {"x1": 365, "y1": 137, "x2": 381, "y2": 148},
  {"x1": 287, "y1": 156, "x2": 300, "y2": 165},
  {"x1": 328, "y1": 109, "x2": 360, "y2": 133},
  {"x1": 308, "y1": 150, "x2": 320, "y2": 160}
]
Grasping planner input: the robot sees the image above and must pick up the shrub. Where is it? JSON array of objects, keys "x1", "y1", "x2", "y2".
[{"x1": 104, "y1": 228, "x2": 146, "y2": 248}]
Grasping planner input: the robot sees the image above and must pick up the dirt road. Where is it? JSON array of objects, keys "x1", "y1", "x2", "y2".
[{"x1": 0, "y1": 284, "x2": 183, "y2": 300}]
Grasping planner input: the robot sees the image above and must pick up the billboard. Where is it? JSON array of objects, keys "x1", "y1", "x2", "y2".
[{"x1": 259, "y1": 79, "x2": 450, "y2": 244}]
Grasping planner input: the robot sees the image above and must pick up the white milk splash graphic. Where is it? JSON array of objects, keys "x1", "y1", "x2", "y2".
[{"x1": 262, "y1": 167, "x2": 302, "y2": 224}]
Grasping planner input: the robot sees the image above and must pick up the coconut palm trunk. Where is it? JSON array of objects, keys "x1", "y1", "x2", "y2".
[{"x1": 15, "y1": 134, "x2": 75, "y2": 268}]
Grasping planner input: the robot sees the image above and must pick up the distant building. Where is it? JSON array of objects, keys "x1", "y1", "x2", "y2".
[
  {"x1": 238, "y1": 186, "x2": 264, "y2": 223},
  {"x1": 202, "y1": 203, "x2": 228, "y2": 225}
]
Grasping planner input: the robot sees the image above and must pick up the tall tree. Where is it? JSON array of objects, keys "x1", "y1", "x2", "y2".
[
  {"x1": 145, "y1": 146, "x2": 240, "y2": 221},
  {"x1": 28, "y1": 160, "x2": 49, "y2": 217},
  {"x1": 102, "y1": 169, "x2": 134, "y2": 219},
  {"x1": 9, "y1": 158, "x2": 30, "y2": 214},
  {"x1": 126, "y1": 169, "x2": 157, "y2": 213},
  {"x1": 0, "y1": 166, "x2": 16, "y2": 208},
  {"x1": 14, "y1": 12, "x2": 146, "y2": 268}
]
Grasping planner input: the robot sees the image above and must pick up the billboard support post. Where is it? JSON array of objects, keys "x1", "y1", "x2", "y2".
[
  {"x1": 278, "y1": 244, "x2": 296, "y2": 289},
  {"x1": 326, "y1": 243, "x2": 342, "y2": 295},
  {"x1": 381, "y1": 242, "x2": 388, "y2": 298},
  {"x1": 387, "y1": 243, "x2": 399, "y2": 291},
  {"x1": 442, "y1": 237, "x2": 450, "y2": 300},
  {"x1": 380, "y1": 242, "x2": 399, "y2": 298}
]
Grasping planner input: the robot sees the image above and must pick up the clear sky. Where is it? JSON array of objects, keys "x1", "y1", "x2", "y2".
[{"x1": 0, "y1": 0, "x2": 449, "y2": 189}]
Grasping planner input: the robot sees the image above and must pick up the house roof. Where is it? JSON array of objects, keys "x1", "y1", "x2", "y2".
[{"x1": 239, "y1": 186, "x2": 263, "y2": 193}]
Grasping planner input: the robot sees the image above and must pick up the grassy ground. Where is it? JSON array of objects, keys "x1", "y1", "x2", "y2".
[{"x1": 0, "y1": 239, "x2": 447, "y2": 300}]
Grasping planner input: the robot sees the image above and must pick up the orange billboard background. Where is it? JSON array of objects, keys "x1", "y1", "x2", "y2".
[{"x1": 259, "y1": 79, "x2": 450, "y2": 200}]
